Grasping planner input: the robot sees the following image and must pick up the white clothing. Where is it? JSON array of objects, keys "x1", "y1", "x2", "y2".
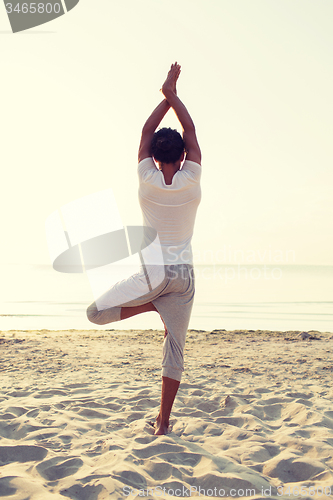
[
  {"x1": 87, "y1": 157, "x2": 201, "y2": 381},
  {"x1": 138, "y1": 157, "x2": 201, "y2": 265}
]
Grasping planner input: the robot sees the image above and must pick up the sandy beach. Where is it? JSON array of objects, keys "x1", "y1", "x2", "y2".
[{"x1": 1, "y1": 328, "x2": 333, "y2": 499}]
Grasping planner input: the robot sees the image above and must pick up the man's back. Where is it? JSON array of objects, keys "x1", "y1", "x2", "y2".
[{"x1": 138, "y1": 157, "x2": 201, "y2": 265}]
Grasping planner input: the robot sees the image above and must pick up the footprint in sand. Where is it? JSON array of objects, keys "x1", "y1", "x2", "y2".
[
  {"x1": 76, "y1": 408, "x2": 111, "y2": 419},
  {"x1": 144, "y1": 461, "x2": 173, "y2": 480},
  {"x1": 5, "y1": 406, "x2": 29, "y2": 417},
  {"x1": 127, "y1": 411, "x2": 146, "y2": 423},
  {"x1": 260, "y1": 403, "x2": 283, "y2": 420},
  {"x1": 197, "y1": 401, "x2": 220, "y2": 413},
  {"x1": 0, "y1": 445, "x2": 48, "y2": 465},
  {"x1": 34, "y1": 389, "x2": 68, "y2": 399},
  {"x1": 60, "y1": 483, "x2": 106, "y2": 500},
  {"x1": 0, "y1": 421, "x2": 51, "y2": 440},
  {"x1": 189, "y1": 473, "x2": 269, "y2": 496},
  {"x1": 26, "y1": 408, "x2": 40, "y2": 418},
  {"x1": 36, "y1": 456, "x2": 83, "y2": 480},
  {"x1": 7, "y1": 390, "x2": 32, "y2": 398},
  {"x1": 112, "y1": 470, "x2": 147, "y2": 489},
  {"x1": 133, "y1": 442, "x2": 185, "y2": 460},
  {"x1": 158, "y1": 451, "x2": 202, "y2": 467},
  {"x1": 64, "y1": 383, "x2": 89, "y2": 389},
  {"x1": 0, "y1": 477, "x2": 17, "y2": 497},
  {"x1": 263, "y1": 455, "x2": 325, "y2": 482}
]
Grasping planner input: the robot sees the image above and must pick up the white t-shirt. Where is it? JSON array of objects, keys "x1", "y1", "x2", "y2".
[{"x1": 138, "y1": 157, "x2": 201, "y2": 265}]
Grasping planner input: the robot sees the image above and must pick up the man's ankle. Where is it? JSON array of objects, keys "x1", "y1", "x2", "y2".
[{"x1": 159, "y1": 418, "x2": 169, "y2": 427}]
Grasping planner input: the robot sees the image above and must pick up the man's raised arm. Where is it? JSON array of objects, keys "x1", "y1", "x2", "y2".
[
  {"x1": 138, "y1": 99, "x2": 171, "y2": 163},
  {"x1": 161, "y1": 63, "x2": 201, "y2": 165}
]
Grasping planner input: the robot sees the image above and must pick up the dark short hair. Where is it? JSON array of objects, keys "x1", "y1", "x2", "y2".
[{"x1": 151, "y1": 127, "x2": 185, "y2": 164}]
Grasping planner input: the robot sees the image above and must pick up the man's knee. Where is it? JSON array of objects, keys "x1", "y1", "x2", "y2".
[
  {"x1": 86, "y1": 303, "x2": 104, "y2": 325},
  {"x1": 86, "y1": 303, "x2": 122, "y2": 325}
]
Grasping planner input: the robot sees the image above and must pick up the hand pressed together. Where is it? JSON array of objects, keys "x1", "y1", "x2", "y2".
[{"x1": 161, "y1": 62, "x2": 181, "y2": 97}]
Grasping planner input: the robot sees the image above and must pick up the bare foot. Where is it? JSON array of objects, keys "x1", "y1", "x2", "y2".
[
  {"x1": 148, "y1": 413, "x2": 169, "y2": 435},
  {"x1": 154, "y1": 421, "x2": 169, "y2": 435},
  {"x1": 153, "y1": 414, "x2": 169, "y2": 435}
]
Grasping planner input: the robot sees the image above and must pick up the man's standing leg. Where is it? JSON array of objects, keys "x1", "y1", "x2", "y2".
[
  {"x1": 152, "y1": 264, "x2": 195, "y2": 435},
  {"x1": 154, "y1": 376, "x2": 180, "y2": 435}
]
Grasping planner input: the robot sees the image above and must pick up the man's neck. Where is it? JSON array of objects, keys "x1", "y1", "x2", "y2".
[{"x1": 159, "y1": 162, "x2": 180, "y2": 185}]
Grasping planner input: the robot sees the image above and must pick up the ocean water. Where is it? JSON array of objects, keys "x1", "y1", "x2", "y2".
[{"x1": 1, "y1": 264, "x2": 332, "y2": 333}]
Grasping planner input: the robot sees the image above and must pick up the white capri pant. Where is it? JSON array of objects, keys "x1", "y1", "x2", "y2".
[{"x1": 86, "y1": 264, "x2": 195, "y2": 382}]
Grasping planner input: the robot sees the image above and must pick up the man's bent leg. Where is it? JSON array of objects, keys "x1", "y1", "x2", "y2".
[
  {"x1": 87, "y1": 300, "x2": 165, "y2": 326},
  {"x1": 154, "y1": 376, "x2": 180, "y2": 435},
  {"x1": 121, "y1": 303, "x2": 167, "y2": 333},
  {"x1": 120, "y1": 302, "x2": 157, "y2": 320},
  {"x1": 87, "y1": 302, "x2": 122, "y2": 325}
]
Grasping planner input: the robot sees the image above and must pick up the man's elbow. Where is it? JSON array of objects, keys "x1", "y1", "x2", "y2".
[
  {"x1": 184, "y1": 122, "x2": 196, "y2": 133},
  {"x1": 142, "y1": 122, "x2": 156, "y2": 135}
]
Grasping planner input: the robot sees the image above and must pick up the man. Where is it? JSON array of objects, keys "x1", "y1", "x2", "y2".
[{"x1": 87, "y1": 63, "x2": 201, "y2": 434}]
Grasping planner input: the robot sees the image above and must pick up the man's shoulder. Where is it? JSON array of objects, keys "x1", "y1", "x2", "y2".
[
  {"x1": 138, "y1": 157, "x2": 158, "y2": 181},
  {"x1": 138, "y1": 156, "x2": 155, "y2": 170},
  {"x1": 180, "y1": 159, "x2": 202, "y2": 180}
]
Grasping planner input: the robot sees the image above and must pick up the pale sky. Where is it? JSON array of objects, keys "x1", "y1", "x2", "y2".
[{"x1": 1, "y1": 0, "x2": 333, "y2": 268}]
